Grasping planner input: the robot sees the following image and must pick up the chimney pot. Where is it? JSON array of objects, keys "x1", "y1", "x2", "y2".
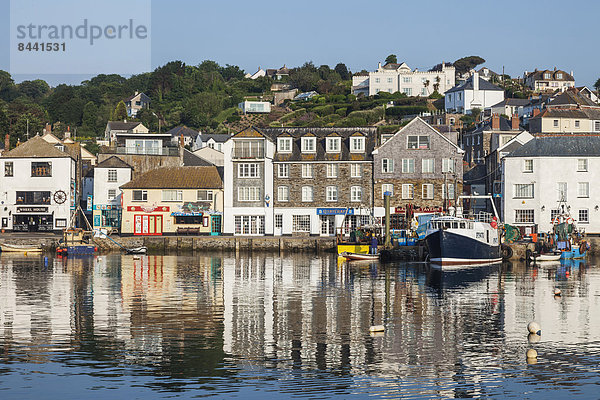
[
  {"x1": 511, "y1": 114, "x2": 520, "y2": 130},
  {"x1": 492, "y1": 113, "x2": 500, "y2": 130},
  {"x1": 5, "y1": 134, "x2": 10, "y2": 151}
]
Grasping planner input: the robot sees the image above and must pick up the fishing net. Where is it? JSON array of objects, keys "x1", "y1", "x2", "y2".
[{"x1": 504, "y1": 224, "x2": 521, "y2": 243}]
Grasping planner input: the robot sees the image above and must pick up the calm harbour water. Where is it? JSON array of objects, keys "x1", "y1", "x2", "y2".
[{"x1": 1, "y1": 253, "x2": 600, "y2": 399}]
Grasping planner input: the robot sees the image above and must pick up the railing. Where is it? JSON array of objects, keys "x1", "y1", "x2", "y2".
[
  {"x1": 232, "y1": 148, "x2": 265, "y2": 159},
  {"x1": 102, "y1": 147, "x2": 180, "y2": 156}
]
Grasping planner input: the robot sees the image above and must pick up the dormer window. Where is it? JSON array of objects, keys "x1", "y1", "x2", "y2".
[
  {"x1": 326, "y1": 137, "x2": 341, "y2": 153},
  {"x1": 556, "y1": 73, "x2": 563, "y2": 79},
  {"x1": 350, "y1": 136, "x2": 365, "y2": 153},
  {"x1": 278, "y1": 137, "x2": 292, "y2": 153},
  {"x1": 544, "y1": 73, "x2": 551, "y2": 80},
  {"x1": 301, "y1": 137, "x2": 316, "y2": 153}
]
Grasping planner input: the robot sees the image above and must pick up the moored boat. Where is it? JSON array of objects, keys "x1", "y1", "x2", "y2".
[
  {"x1": 0, "y1": 243, "x2": 43, "y2": 253},
  {"x1": 533, "y1": 252, "x2": 562, "y2": 262},
  {"x1": 340, "y1": 251, "x2": 379, "y2": 261}
]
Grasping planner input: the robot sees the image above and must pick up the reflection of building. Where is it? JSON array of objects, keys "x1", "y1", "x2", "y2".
[
  {"x1": 120, "y1": 166, "x2": 223, "y2": 235},
  {"x1": 0, "y1": 136, "x2": 76, "y2": 232}
]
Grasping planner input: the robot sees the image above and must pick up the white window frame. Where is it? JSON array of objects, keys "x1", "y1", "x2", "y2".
[
  {"x1": 382, "y1": 184, "x2": 394, "y2": 198},
  {"x1": 326, "y1": 164, "x2": 338, "y2": 178},
  {"x1": 523, "y1": 159, "x2": 533, "y2": 173},
  {"x1": 579, "y1": 209, "x2": 589, "y2": 224},
  {"x1": 292, "y1": 215, "x2": 311, "y2": 233},
  {"x1": 442, "y1": 183, "x2": 455, "y2": 200},
  {"x1": 238, "y1": 187, "x2": 261, "y2": 202},
  {"x1": 301, "y1": 137, "x2": 316, "y2": 153},
  {"x1": 381, "y1": 158, "x2": 394, "y2": 173},
  {"x1": 422, "y1": 184, "x2": 434, "y2": 200},
  {"x1": 513, "y1": 184, "x2": 534, "y2": 199},
  {"x1": 278, "y1": 164, "x2": 289, "y2": 178},
  {"x1": 350, "y1": 136, "x2": 365, "y2": 153},
  {"x1": 278, "y1": 137, "x2": 292, "y2": 153},
  {"x1": 350, "y1": 164, "x2": 362, "y2": 178},
  {"x1": 277, "y1": 186, "x2": 289, "y2": 202},
  {"x1": 162, "y1": 190, "x2": 183, "y2": 202},
  {"x1": 326, "y1": 137, "x2": 341, "y2": 153},
  {"x1": 577, "y1": 182, "x2": 589, "y2": 198},
  {"x1": 302, "y1": 164, "x2": 313, "y2": 178},
  {"x1": 557, "y1": 182, "x2": 567, "y2": 201},
  {"x1": 107, "y1": 189, "x2": 117, "y2": 201},
  {"x1": 407, "y1": 135, "x2": 430, "y2": 150},
  {"x1": 350, "y1": 186, "x2": 362, "y2": 202},
  {"x1": 422, "y1": 159, "x2": 434, "y2": 173},
  {"x1": 197, "y1": 190, "x2": 213, "y2": 201},
  {"x1": 326, "y1": 186, "x2": 338, "y2": 202},
  {"x1": 401, "y1": 158, "x2": 415, "y2": 173},
  {"x1": 108, "y1": 169, "x2": 117, "y2": 182},
  {"x1": 515, "y1": 209, "x2": 534, "y2": 224},
  {"x1": 577, "y1": 159, "x2": 588, "y2": 172},
  {"x1": 238, "y1": 163, "x2": 260, "y2": 178},
  {"x1": 302, "y1": 186, "x2": 313, "y2": 202},
  {"x1": 132, "y1": 190, "x2": 148, "y2": 202},
  {"x1": 401, "y1": 184, "x2": 414, "y2": 200}
]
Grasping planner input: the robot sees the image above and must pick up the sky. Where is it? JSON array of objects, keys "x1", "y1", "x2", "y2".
[{"x1": 0, "y1": 0, "x2": 598, "y2": 88}]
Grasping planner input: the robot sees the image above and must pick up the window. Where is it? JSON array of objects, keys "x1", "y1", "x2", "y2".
[
  {"x1": 234, "y1": 215, "x2": 265, "y2": 235},
  {"x1": 326, "y1": 137, "x2": 341, "y2": 152},
  {"x1": 108, "y1": 189, "x2": 117, "y2": 201},
  {"x1": 108, "y1": 169, "x2": 117, "y2": 182},
  {"x1": 407, "y1": 135, "x2": 430, "y2": 149},
  {"x1": 278, "y1": 164, "x2": 289, "y2": 178},
  {"x1": 133, "y1": 190, "x2": 148, "y2": 201},
  {"x1": 575, "y1": 120, "x2": 580, "y2": 128},
  {"x1": 553, "y1": 119, "x2": 559, "y2": 128},
  {"x1": 292, "y1": 215, "x2": 311, "y2": 232},
  {"x1": 326, "y1": 164, "x2": 338, "y2": 178},
  {"x1": 302, "y1": 186, "x2": 313, "y2": 202},
  {"x1": 577, "y1": 182, "x2": 589, "y2": 198},
  {"x1": 350, "y1": 137, "x2": 365, "y2": 153},
  {"x1": 422, "y1": 184, "x2": 434, "y2": 199},
  {"x1": 556, "y1": 73, "x2": 563, "y2": 79},
  {"x1": 381, "y1": 158, "x2": 394, "y2": 173},
  {"x1": 326, "y1": 186, "x2": 338, "y2": 202},
  {"x1": 31, "y1": 162, "x2": 51, "y2": 177},
  {"x1": 278, "y1": 137, "x2": 292, "y2": 153},
  {"x1": 422, "y1": 159, "x2": 434, "y2": 173},
  {"x1": 544, "y1": 73, "x2": 551, "y2": 79},
  {"x1": 382, "y1": 184, "x2": 394, "y2": 198},
  {"x1": 4, "y1": 162, "x2": 13, "y2": 177},
  {"x1": 278, "y1": 186, "x2": 289, "y2": 202},
  {"x1": 302, "y1": 164, "x2": 313, "y2": 178},
  {"x1": 387, "y1": 77, "x2": 393, "y2": 83},
  {"x1": 15, "y1": 191, "x2": 51, "y2": 205},
  {"x1": 551, "y1": 209, "x2": 560, "y2": 221},
  {"x1": 441, "y1": 158, "x2": 455, "y2": 173},
  {"x1": 275, "y1": 214, "x2": 283, "y2": 229},
  {"x1": 595, "y1": 121, "x2": 600, "y2": 131},
  {"x1": 579, "y1": 209, "x2": 589, "y2": 224},
  {"x1": 421, "y1": 88, "x2": 427, "y2": 96},
  {"x1": 301, "y1": 137, "x2": 316, "y2": 153},
  {"x1": 401, "y1": 184, "x2": 414, "y2": 199},
  {"x1": 175, "y1": 215, "x2": 203, "y2": 225},
  {"x1": 238, "y1": 163, "x2": 260, "y2": 178},
  {"x1": 162, "y1": 190, "x2": 183, "y2": 202},
  {"x1": 557, "y1": 182, "x2": 567, "y2": 201},
  {"x1": 515, "y1": 209, "x2": 534, "y2": 223},
  {"x1": 523, "y1": 159, "x2": 533, "y2": 173},
  {"x1": 351, "y1": 164, "x2": 362, "y2": 178},
  {"x1": 402, "y1": 88, "x2": 412, "y2": 95},
  {"x1": 442, "y1": 184, "x2": 455, "y2": 200},
  {"x1": 197, "y1": 190, "x2": 213, "y2": 201},
  {"x1": 351, "y1": 186, "x2": 362, "y2": 202},
  {"x1": 375, "y1": 78, "x2": 380, "y2": 83},
  {"x1": 514, "y1": 184, "x2": 534, "y2": 199},
  {"x1": 578, "y1": 159, "x2": 588, "y2": 172},
  {"x1": 403, "y1": 76, "x2": 412, "y2": 83},
  {"x1": 238, "y1": 187, "x2": 261, "y2": 202},
  {"x1": 401, "y1": 158, "x2": 415, "y2": 173}
]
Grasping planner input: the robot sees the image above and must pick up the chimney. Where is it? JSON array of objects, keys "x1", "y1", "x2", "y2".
[
  {"x1": 135, "y1": 91, "x2": 139, "y2": 96},
  {"x1": 492, "y1": 113, "x2": 500, "y2": 130},
  {"x1": 473, "y1": 72, "x2": 479, "y2": 91},
  {"x1": 511, "y1": 114, "x2": 520, "y2": 130},
  {"x1": 65, "y1": 126, "x2": 71, "y2": 139},
  {"x1": 570, "y1": 70, "x2": 574, "y2": 78},
  {"x1": 4, "y1": 134, "x2": 9, "y2": 151},
  {"x1": 378, "y1": 62, "x2": 381, "y2": 69},
  {"x1": 533, "y1": 108, "x2": 541, "y2": 117},
  {"x1": 44, "y1": 123, "x2": 51, "y2": 134},
  {"x1": 180, "y1": 134, "x2": 184, "y2": 147}
]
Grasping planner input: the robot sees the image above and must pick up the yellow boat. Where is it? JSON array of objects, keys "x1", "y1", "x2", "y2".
[
  {"x1": 337, "y1": 243, "x2": 370, "y2": 255},
  {"x1": 1, "y1": 243, "x2": 43, "y2": 253}
]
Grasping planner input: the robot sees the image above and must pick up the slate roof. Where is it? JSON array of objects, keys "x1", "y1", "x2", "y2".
[
  {"x1": 526, "y1": 69, "x2": 574, "y2": 82},
  {"x1": 505, "y1": 136, "x2": 600, "y2": 158},
  {"x1": 547, "y1": 90, "x2": 598, "y2": 108},
  {"x1": 106, "y1": 121, "x2": 144, "y2": 131},
  {"x1": 121, "y1": 166, "x2": 222, "y2": 189},
  {"x1": 2, "y1": 136, "x2": 72, "y2": 159},
  {"x1": 260, "y1": 127, "x2": 378, "y2": 162},
  {"x1": 183, "y1": 149, "x2": 213, "y2": 166},
  {"x1": 199, "y1": 133, "x2": 230, "y2": 143},
  {"x1": 473, "y1": 116, "x2": 520, "y2": 133},
  {"x1": 530, "y1": 108, "x2": 598, "y2": 120},
  {"x1": 96, "y1": 156, "x2": 133, "y2": 169},
  {"x1": 167, "y1": 126, "x2": 199, "y2": 138},
  {"x1": 124, "y1": 92, "x2": 150, "y2": 102},
  {"x1": 463, "y1": 164, "x2": 487, "y2": 183},
  {"x1": 491, "y1": 98, "x2": 530, "y2": 108},
  {"x1": 446, "y1": 76, "x2": 503, "y2": 93}
]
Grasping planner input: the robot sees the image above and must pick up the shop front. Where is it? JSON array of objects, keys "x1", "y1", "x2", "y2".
[
  {"x1": 93, "y1": 205, "x2": 122, "y2": 232},
  {"x1": 12, "y1": 206, "x2": 56, "y2": 232}
]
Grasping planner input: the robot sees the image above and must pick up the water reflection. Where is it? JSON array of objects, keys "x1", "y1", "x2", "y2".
[{"x1": 0, "y1": 253, "x2": 600, "y2": 398}]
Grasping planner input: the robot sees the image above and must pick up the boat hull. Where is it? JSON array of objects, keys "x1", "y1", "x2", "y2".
[
  {"x1": 337, "y1": 244, "x2": 370, "y2": 255},
  {"x1": 425, "y1": 230, "x2": 501, "y2": 267},
  {"x1": 341, "y1": 251, "x2": 379, "y2": 261},
  {"x1": 1, "y1": 244, "x2": 42, "y2": 253},
  {"x1": 534, "y1": 253, "x2": 562, "y2": 262}
]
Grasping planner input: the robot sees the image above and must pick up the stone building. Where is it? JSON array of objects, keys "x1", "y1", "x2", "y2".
[
  {"x1": 463, "y1": 114, "x2": 525, "y2": 164},
  {"x1": 372, "y1": 117, "x2": 464, "y2": 226}
]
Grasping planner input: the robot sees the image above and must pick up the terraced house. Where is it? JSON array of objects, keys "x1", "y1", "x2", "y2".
[
  {"x1": 372, "y1": 118, "x2": 463, "y2": 227},
  {"x1": 263, "y1": 127, "x2": 376, "y2": 237}
]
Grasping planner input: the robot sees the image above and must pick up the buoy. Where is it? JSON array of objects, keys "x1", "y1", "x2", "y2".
[
  {"x1": 527, "y1": 333, "x2": 541, "y2": 344},
  {"x1": 554, "y1": 287, "x2": 561, "y2": 296},
  {"x1": 526, "y1": 348, "x2": 538, "y2": 359},
  {"x1": 369, "y1": 325, "x2": 385, "y2": 332},
  {"x1": 526, "y1": 357, "x2": 538, "y2": 365},
  {"x1": 369, "y1": 331, "x2": 384, "y2": 338},
  {"x1": 527, "y1": 321, "x2": 541, "y2": 335}
]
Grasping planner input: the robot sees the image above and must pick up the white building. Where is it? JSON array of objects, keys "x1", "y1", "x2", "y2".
[
  {"x1": 239, "y1": 100, "x2": 271, "y2": 114},
  {"x1": 352, "y1": 61, "x2": 455, "y2": 97},
  {"x1": 167, "y1": 126, "x2": 199, "y2": 148},
  {"x1": 0, "y1": 136, "x2": 76, "y2": 232},
  {"x1": 503, "y1": 136, "x2": 600, "y2": 234},
  {"x1": 445, "y1": 72, "x2": 505, "y2": 114},
  {"x1": 104, "y1": 121, "x2": 149, "y2": 145},
  {"x1": 92, "y1": 156, "x2": 133, "y2": 231}
]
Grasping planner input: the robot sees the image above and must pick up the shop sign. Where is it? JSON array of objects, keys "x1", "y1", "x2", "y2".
[
  {"x1": 395, "y1": 206, "x2": 443, "y2": 214},
  {"x1": 127, "y1": 205, "x2": 169, "y2": 213},
  {"x1": 317, "y1": 208, "x2": 354, "y2": 216},
  {"x1": 17, "y1": 207, "x2": 48, "y2": 213},
  {"x1": 94, "y1": 204, "x2": 117, "y2": 210}
]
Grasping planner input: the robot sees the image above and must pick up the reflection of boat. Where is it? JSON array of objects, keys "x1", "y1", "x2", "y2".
[
  {"x1": 426, "y1": 262, "x2": 500, "y2": 292},
  {"x1": 0, "y1": 243, "x2": 43, "y2": 253},
  {"x1": 341, "y1": 252, "x2": 379, "y2": 261}
]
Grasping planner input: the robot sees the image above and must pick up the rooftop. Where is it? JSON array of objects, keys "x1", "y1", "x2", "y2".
[
  {"x1": 121, "y1": 166, "x2": 222, "y2": 189},
  {"x1": 506, "y1": 136, "x2": 600, "y2": 158},
  {"x1": 2, "y1": 136, "x2": 72, "y2": 159}
]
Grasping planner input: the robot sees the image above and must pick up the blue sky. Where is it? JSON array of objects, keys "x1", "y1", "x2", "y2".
[{"x1": 1, "y1": 0, "x2": 598, "y2": 87}]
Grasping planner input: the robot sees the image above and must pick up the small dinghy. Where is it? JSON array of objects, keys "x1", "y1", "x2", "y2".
[
  {"x1": 341, "y1": 251, "x2": 379, "y2": 261},
  {"x1": 533, "y1": 252, "x2": 562, "y2": 262},
  {"x1": 0, "y1": 243, "x2": 43, "y2": 253},
  {"x1": 126, "y1": 246, "x2": 147, "y2": 255}
]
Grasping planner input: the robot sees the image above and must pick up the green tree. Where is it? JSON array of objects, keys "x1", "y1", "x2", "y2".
[
  {"x1": 385, "y1": 54, "x2": 398, "y2": 64},
  {"x1": 18, "y1": 80, "x2": 50, "y2": 100},
  {"x1": 334, "y1": 63, "x2": 350, "y2": 80},
  {"x1": 14, "y1": 113, "x2": 43, "y2": 145},
  {"x1": 594, "y1": 78, "x2": 600, "y2": 94},
  {"x1": 81, "y1": 101, "x2": 98, "y2": 134},
  {"x1": 0, "y1": 106, "x2": 9, "y2": 135},
  {"x1": 453, "y1": 56, "x2": 486, "y2": 75},
  {"x1": 112, "y1": 100, "x2": 128, "y2": 121}
]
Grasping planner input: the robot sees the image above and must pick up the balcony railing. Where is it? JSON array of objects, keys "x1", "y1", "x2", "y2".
[
  {"x1": 103, "y1": 147, "x2": 180, "y2": 156},
  {"x1": 232, "y1": 148, "x2": 265, "y2": 159}
]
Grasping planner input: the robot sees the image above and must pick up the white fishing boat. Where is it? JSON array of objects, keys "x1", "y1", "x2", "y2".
[
  {"x1": 533, "y1": 252, "x2": 562, "y2": 262},
  {"x1": 0, "y1": 243, "x2": 43, "y2": 253}
]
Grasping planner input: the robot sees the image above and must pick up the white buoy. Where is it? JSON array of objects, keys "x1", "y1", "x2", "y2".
[
  {"x1": 526, "y1": 348, "x2": 538, "y2": 359},
  {"x1": 369, "y1": 331, "x2": 384, "y2": 338},
  {"x1": 528, "y1": 333, "x2": 541, "y2": 344},
  {"x1": 527, "y1": 321, "x2": 541, "y2": 335},
  {"x1": 554, "y1": 287, "x2": 561, "y2": 296},
  {"x1": 369, "y1": 325, "x2": 385, "y2": 333}
]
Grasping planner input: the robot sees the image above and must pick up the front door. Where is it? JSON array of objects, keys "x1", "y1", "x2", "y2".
[
  {"x1": 134, "y1": 215, "x2": 163, "y2": 235},
  {"x1": 320, "y1": 215, "x2": 335, "y2": 236}
]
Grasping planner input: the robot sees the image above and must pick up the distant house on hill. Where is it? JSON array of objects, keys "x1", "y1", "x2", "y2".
[
  {"x1": 523, "y1": 69, "x2": 575, "y2": 93},
  {"x1": 245, "y1": 67, "x2": 266, "y2": 80},
  {"x1": 167, "y1": 126, "x2": 200, "y2": 148},
  {"x1": 104, "y1": 121, "x2": 149, "y2": 144},
  {"x1": 124, "y1": 91, "x2": 150, "y2": 117},
  {"x1": 445, "y1": 72, "x2": 504, "y2": 114}
]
